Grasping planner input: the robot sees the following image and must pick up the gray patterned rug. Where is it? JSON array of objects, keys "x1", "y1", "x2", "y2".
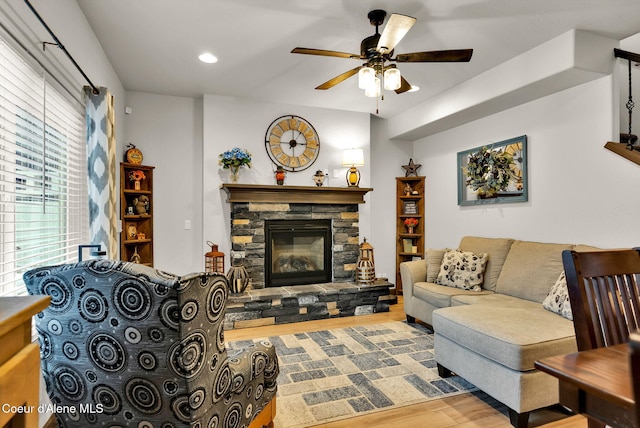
[{"x1": 228, "y1": 321, "x2": 476, "y2": 427}]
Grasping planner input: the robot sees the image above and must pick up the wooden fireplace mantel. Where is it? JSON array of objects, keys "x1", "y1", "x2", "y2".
[{"x1": 221, "y1": 184, "x2": 373, "y2": 204}]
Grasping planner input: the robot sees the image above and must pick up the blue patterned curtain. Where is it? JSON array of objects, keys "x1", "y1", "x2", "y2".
[{"x1": 85, "y1": 87, "x2": 117, "y2": 258}]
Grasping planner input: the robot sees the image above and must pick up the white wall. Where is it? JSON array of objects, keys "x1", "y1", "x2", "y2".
[
  {"x1": 202, "y1": 95, "x2": 371, "y2": 269},
  {"x1": 370, "y1": 116, "x2": 413, "y2": 284},
  {"x1": 413, "y1": 75, "x2": 640, "y2": 250},
  {"x1": 124, "y1": 92, "x2": 203, "y2": 274}
]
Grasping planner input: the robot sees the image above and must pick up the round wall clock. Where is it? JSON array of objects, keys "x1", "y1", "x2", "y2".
[
  {"x1": 265, "y1": 115, "x2": 320, "y2": 172},
  {"x1": 125, "y1": 144, "x2": 143, "y2": 165}
]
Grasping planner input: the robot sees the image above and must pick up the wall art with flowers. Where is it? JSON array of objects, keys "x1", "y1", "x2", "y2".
[{"x1": 457, "y1": 135, "x2": 528, "y2": 206}]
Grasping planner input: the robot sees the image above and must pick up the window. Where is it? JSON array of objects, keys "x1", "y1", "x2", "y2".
[{"x1": 0, "y1": 35, "x2": 87, "y2": 297}]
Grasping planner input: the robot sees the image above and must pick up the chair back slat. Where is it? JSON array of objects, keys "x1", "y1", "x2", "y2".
[{"x1": 563, "y1": 249, "x2": 640, "y2": 351}]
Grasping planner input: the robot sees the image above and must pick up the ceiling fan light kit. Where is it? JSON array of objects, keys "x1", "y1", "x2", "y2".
[
  {"x1": 291, "y1": 8, "x2": 473, "y2": 109},
  {"x1": 383, "y1": 68, "x2": 401, "y2": 91},
  {"x1": 365, "y1": 77, "x2": 381, "y2": 98},
  {"x1": 358, "y1": 67, "x2": 375, "y2": 89}
]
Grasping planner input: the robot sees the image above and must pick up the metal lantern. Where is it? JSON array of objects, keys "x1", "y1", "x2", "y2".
[
  {"x1": 356, "y1": 238, "x2": 375, "y2": 285},
  {"x1": 205, "y1": 241, "x2": 225, "y2": 273}
]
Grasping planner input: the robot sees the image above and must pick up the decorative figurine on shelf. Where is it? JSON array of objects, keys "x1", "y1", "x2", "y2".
[
  {"x1": 404, "y1": 182, "x2": 412, "y2": 196},
  {"x1": 313, "y1": 170, "x2": 325, "y2": 187},
  {"x1": 401, "y1": 158, "x2": 422, "y2": 177},
  {"x1": 132, "y1": 195, "x2": 149, "y2": 215},
  {"x1": 127, "y1": 224, "x2": 137, "y2": 239},
  {"x1": 275, "y1": 166, "x2": 286, "y2": 185},
  {"x1": 130, "y1": 247, "x2": 141, "y2": 264}
]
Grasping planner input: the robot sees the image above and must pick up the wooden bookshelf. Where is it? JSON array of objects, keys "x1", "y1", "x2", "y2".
[
  {"x1": 395, "y1": 176, "x2": 425, "y2": 294},
  {"x1": 120, "y1": 163, "x2": 155, "y2": 266}
]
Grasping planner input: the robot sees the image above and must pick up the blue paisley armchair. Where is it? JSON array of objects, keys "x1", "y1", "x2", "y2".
[{"x1": 24, "y1": 260, "x2": 278, "y2": 428}]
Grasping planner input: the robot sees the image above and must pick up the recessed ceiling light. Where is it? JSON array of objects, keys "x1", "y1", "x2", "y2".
[
  {"x1": 408, "y1": 85, "x2": 420, "y2": 93},
  {"x1": 198, "y1": 52, "x2": 218, "y2": 64}
]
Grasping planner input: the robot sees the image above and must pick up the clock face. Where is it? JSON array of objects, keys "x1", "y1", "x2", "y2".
[
  {"x1": 126, "y1": 147, "x2": 143, "y2": 165},
  {"x1": 504, "y1": 142, "x2": 524, "y2": 189},
  {"x1": 265, "y1": 115, "x2": 320, "y2": 172}
]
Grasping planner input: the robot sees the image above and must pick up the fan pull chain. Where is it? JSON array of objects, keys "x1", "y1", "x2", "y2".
[{"x1": 626, "y1": 58, "x2": 635, "y2": 150}]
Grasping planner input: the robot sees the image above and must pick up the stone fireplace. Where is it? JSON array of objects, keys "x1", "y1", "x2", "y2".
[
  {"x1": 220, "y1": 184, "x2": 396, "y2": 330},
  {"x1": 221, "y1": 184, "x2": 373, "y2": 289}
]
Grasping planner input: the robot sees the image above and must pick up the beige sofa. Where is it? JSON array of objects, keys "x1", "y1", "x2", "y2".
[{"x1": 400, "y1": 236, "x2": 593, "y2": 428}]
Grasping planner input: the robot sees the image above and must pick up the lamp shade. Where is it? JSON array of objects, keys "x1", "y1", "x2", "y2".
[
  {"x1": 358, "y1": 67, "x2": 375, "y2": 89},
  {"x1": 383, "y1": 68, "x2": 401, "y2": 91},
  {"x1": 342, "y1": 148, "x2": 364, "y2": 166},
  {"x1": 364, "y1": 76, "x2": 381, "y2": 98}
]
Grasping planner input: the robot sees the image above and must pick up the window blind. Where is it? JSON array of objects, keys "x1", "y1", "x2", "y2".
[{"x1": 0, "y1": 35, "x2": 87, "y2": 297}]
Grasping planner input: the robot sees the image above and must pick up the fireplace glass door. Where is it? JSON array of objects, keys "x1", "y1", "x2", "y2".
[{"x1": 265, "y1": 220, "x2": 332, "y2": 287}]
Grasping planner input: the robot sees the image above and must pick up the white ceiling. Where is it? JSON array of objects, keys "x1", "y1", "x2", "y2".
[{"x1": 76, "y1": 0, "x2": 640, "y2": 119}]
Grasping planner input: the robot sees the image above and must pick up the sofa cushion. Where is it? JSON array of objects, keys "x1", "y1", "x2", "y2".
[
  {"x1": 495, "y1": 240, "x2": 573, "y2": 303},
  {"x1": 542, "y1": 272, "x2": 573, "y2": 320},
  {"x1": 433, "y1": 305, "x2": 577, "y2": 371},
  {"x1": 451, "y1": 292, "x2": 543, "y2": 309},
  {"x1": 435, "y1": 249, "x2": 488, "y2": 291},
  {"x1": 414, "y1": 282, "x2": 492, "y2": 309},
  {"x1": 459, "y1": 236, "x2": 514, "y2": 291},
  {"x1": 425, "y1": 248, "x2": 447, "y2": 283}
]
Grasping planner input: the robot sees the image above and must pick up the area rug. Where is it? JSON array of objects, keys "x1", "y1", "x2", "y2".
[{"x1": 227, "y1": 321, "x2": 476, "y2": 427}]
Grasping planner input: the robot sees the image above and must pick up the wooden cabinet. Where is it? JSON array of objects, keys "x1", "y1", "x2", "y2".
[
  {"x1": 0, "y1": 296, "x2": 50, "y2": 428},
  {"x1": 395, "y1": 176, "x2": 425, "y2": 294},
  {"x1": 120, "y1": 163, "x2": 155, "y2": 266}
]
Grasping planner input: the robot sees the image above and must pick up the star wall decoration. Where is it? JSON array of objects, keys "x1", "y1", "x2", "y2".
[{"x1": 402, "y1": 158, "x2": 422, "y2": 177}]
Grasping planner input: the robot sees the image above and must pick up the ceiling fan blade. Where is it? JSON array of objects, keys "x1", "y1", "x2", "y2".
[
  {"x1": 395, "y1": 49, "x2": 473, "y2": 63},
  {"x1": 292, "y1": 47, "x2": 361, "y2": 59},
  {"x1": 377, "y1": 13, "x2": 416, "y2": 55},
  {"x1": 395, "y1": 76, "x2": 413, "y2": 94},
  {"x1": 315, "y1": 66, "x2": 362, "y2": 90}
]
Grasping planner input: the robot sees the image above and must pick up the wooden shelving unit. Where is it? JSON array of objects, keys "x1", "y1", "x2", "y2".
[
  {"x1": 395, "y1": 176, "x2": 425, "y2": 294},
  {"x1": 120, "y1": 163, "x2": 155, "y2": 266}
]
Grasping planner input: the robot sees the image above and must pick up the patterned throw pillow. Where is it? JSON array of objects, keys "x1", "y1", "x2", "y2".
[
  {"x1": 435, "y1": 249, "x2": 488, "y2": 291},
  {"x1": 542, "y1": 271, "x2": 573, "y2": 320}
]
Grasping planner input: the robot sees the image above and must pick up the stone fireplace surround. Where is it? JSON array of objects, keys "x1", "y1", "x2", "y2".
[
  {"x1": 220, "y1": 184, "x2": 396, "y2": 329},
  {"x1": 222, "y1": 184, "x2": 373, "y2": 289}
]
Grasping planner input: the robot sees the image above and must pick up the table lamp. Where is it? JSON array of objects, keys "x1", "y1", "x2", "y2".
[{"x1": 342, "y1": 148, "x2": 364, "y2": 187}]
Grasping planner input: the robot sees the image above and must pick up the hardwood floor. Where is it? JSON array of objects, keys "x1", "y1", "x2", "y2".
[{"x1": 226, "y1": 296, "x2": 588, "y2": 428}]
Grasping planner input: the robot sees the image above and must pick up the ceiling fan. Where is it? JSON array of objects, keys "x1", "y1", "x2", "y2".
[{"x1": 291, "y1": 9, "x2": 473, "y2": 95}]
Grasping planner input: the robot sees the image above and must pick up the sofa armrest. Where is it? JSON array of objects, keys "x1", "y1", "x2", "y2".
[{"x1": 400, "y1": 260, "x2": 427, "y2": 298}]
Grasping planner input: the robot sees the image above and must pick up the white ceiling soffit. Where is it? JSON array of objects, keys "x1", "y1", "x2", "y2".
[{"x1": 387, "y1": 30, "x2": 618, "y2": 140}]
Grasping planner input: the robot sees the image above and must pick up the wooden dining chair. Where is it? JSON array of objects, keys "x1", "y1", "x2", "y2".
[
  {"x1": 630, "y1": 331, "x2": 640, "y2": 427},
  {"x1": 563, "y1": 249, "x2": 640, "y2": 428},
  {"x1": 562, "y1": 248, "x2": 640, "y2": 352}
]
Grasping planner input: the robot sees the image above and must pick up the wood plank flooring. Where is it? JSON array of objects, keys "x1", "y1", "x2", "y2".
[{"x1": 226, "y1": 296, "x2": 588, "y2": 428}]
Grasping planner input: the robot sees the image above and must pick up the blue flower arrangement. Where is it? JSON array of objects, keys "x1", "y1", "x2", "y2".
[{"x1": 218, "y1": 147, "x2": 252, "y2": 169}]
